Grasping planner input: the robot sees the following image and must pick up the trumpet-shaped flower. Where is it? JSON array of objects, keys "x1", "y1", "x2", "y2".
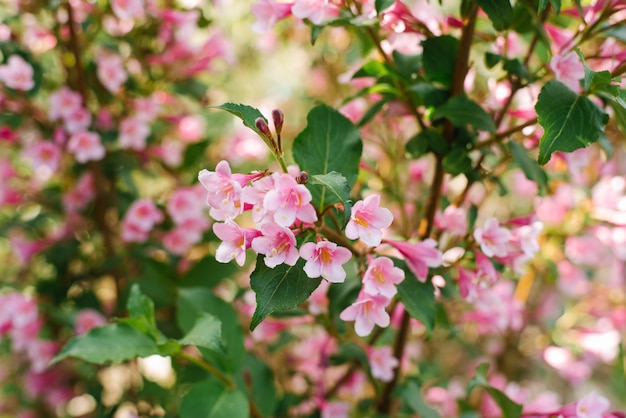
[
  {"x1": 213, "y1": 221, "x2": 261, "y2": 266},
  {"x1": 473, "y1": 218, "x2": 510, "y2": 258},
  {"x1": 263, "y1": 173, "x2": 317, "y2": 227},
  {"x1": 368, "y1": 346, "x2": 399, "y2": 382},
  {"x1": 251, "y1": 0, "x2": 293, "y2": 34},
  {"x1": 300, "y1": 240, "x2": 351, "y2": 283},
  {"x1": 386, "y1": 238, "x2": 443, "y2": 282},
  {"x1": 345, "y1": 194, "x2": 393, "y2": 246},
  {"x1": 198, "y1": 161, "x2": 245, "y2": 221},
  {"x1": 576, "y1": 392, "x2": 610, "y2": 418},
  {"x1": 339, "y1": 291, "x2": 391, "y2": 336},
  {"x1": 251, "y1": 223, "x2": 299, "y2": 268},
  {"x1": 362, "y1": 256, "x2": 405, "y2": 297}
]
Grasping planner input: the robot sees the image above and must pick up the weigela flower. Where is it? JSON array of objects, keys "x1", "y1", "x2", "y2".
[
  {"x1": 292, "y1": 0, "x2": 331, "y2": 25},
  {"x1": 242, "y1": 175, "x2": 275, "y2": 225},
  {"x1": 473, "y1": 217, "x2": 511, "y2": 258},
  {"x1": 550, "y1": 50, "x2": 585, "y2": 92},
  {"x1": 251, "y1": 223, "x2": 299, "y2": 268},
  {"x1": 198, "y1": 160, "x2": 246, "y2": 221},
  {"x1": 576, "y1": 391, "x2": 610, "y2": 418},
  {"x1": 362, "y1": 256, "x2": 405, "y2": 298},
  {"x1": 263, "y1": 173, "x2": 317, "y2": 227},
  {"x1": 118, "y1": 116, "x2": 151, "y2": 151},
  {"x1": 96, "y1": 52, "x2": 128, "y2": 94},
  {"x1": 300, "y1": 240, "x2": 352, "y2": 283},
  {"x1": 166, "y1": 186, "x2": 206, "y2": 225},
  {"x1": 67, "y1": 131, "x2": 106, "y2": 163},
  {"x1": 435, "y1": 205, "x2": 468, "y2": 237},
  {"x1": 368, "y1": 345, "x2": 399, "y2": 382},
  {"x1": 74, "y1": 309, "x2": 106, "y2": 336},
  {"x1": 251, "y1": 0, "x2": 293, "y2": 33},
  {"x1": 345, "y1": 194, "x2": 393, "y2": 246},
  {"x1": 0, "y1": 55, "x2": 34, "y2": 91},
  {"x1": 111, "y1": 0, "x2": 145, "y2": 20},
  {"x1": 23, "y1": 140, "x2": 62, "y2": 173},
  {"x1": 121, "y1": 198, "x2": 163, "y2": 243},
  {"x1": 48, "y1": 87, "x2": 82, "y2": 121},
  {"x1": 339, "y1": 291, "x2": 391, "y2": 336},
  {"x1": 63, "y1": 107, "x2": 92, "y2": 134},
  {"x1": 386, "y1": 238, "x2": 443, "y2": 282},
  {"x1": 213, "y1": 221, "x2": 261, "y2": 266}
]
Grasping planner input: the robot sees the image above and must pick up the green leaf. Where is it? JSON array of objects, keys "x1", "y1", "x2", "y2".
[
  {"x1": 179, "y1": 256, "x2": 237, "y2": 288},
  {"x1": 375, "y1": 0, "x2": 395, "y2": 13},
  {"x1": 502, "y1": 59, "x2": 531, "y2": 82},
  {"x1": 0, "y1": 113, "x2": 23, "y2": 129},
  {"x1": 392, "y1": 50, "x2": 421, "y2": 80},
  {"x1": 536, "y1": 80, "x2": 608, "y2": 165},
  {"x1": 249, "y1": 256, "x2": 322, "y2": 331},
  {"x1": 308, "y1": 172, "x2": 352, "y2": 225},
  {"x1": 577, "y1": 50, "x2": 619, "y2": 96},
  {"x1": 352, "y1": 60, "x2": 390, "y2": 79},
  {"x1": 422, "y1": 36, "x2": 459, "y2": 88},
  {"x1": 180, "y1": 380, "x2": 249, "y2": 418},
  {"x1": 172, "y1": 79, "x2": 208, "y2": 100},
  {"x1": 239, "y1": 355, "x2": 278, "y2": 417},
  {"x1": 395, "y1": 260, "x2": 436, "y2": 335},
  {"x1": 52, "y1": 323, "x2": 159, "y2": 365},
  {"x1": 292, "y1": 104, "x2": 362, "y2": 187},
  {"x1": 442, "y1": 147, "x2": 472, "y2": 176},
  {"x1": 213, "y1": 103, "x2": 267, "y2": 138},
  {"x1": 477, "y1": 0, "x2": 514, "y2": 31},
  {"x1": 407, "y1": 82, "x2": 449, "y2": 107},
  {"x1": 177, "y1": 288, "x2": 246, "y2": 372},
  {"x1": 432, "y1": 96, "x2": 496, "y2": 133},
  {"x1": 135, "y1": 257, "x2": 177, "y2": 308},
  {"x1": 178, "y1": 313, "x2": 223, "y2": 353},
  {"x1": 400, "y1": 380, "x2": 440, "y2": 418},
  {"x1": 467, "y1": 364, "x2": 523, "y2": 418},
  {"x1": 507, "y1": 141, "x2": 548, "y2": 195},
  {"x1": 124, "y1": 284, "x2": 159, "y2": 340},
  {"x1": 485, "y1": 52, "x2": 503, "y2": 68},
  {"x1": 538, "y1": 0, "x2": 561, "y2": 14}
]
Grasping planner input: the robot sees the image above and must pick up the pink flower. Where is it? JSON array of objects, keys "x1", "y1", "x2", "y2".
[
  {"x1": 550, "y1": 51, "x2": 585, "y2": 92},
  {"x1": 435, "y1": 205, "x2": 468, "y2": 237},
  {"x1": 292, "y1": 0, "x2": 332, "y2": 24},
  {"x1": 512, "y1": 221, "x2": 543, "y2": 257},
  {"x1": 48, "y1": 87, "x2": 82, "y2": 121},
  {"x1": 251, "y1": 0, "x2": 293, "y2": 33},
  {"x1": 576, "y1": 392, "x2": 610, "y2": 418},
  {"x1": 63, "y1": 107, "x2": 92, "y2": 134},
  {"x1": 300, "y1": 240, "x2": 352, "y2": 283},
  {"x1": 362, "y1": 256, "x2": 405, "y2": 297},
  {"x1": 386, "y1": 238, "x2": 443, "y2": 282},
  {"x1": 96, "y1": 52, "x2": 127, "y2": 94},
  {"x1": 67, "y1": 131, "x2": 106, "y2": 163},
  {"x1": 0, "y1": 55, "x2": 34, "y2": 91},
  {"x1": 75, "y1": 309, "x2": 106, "y2": 335},
  {"x1": 119, "y1": 116, "x2": 150, "y2": 151},
  {"x1": 111, "y1": 0, "x2": 145, "y2": 20},
  {"x1": 339, "y1": 291, "x2": 391, "y2": 336},
  {"x1": 263, "y1": 173, "x2": 317, "y2": 227},
  {"x1": 213, "y1": 221, "x2": 261, "y2": 266},
  {"x1": 473, "y1": 218, "x2": 510, "y2": 258},
  {"x1": 27, "y1": 340, "x2": 59, "y2": 373},
  {"x1": 23, "y1": 140, "x2": 62, "y2": 173},
  {"x1": 177, "y1": 115, "x2": 205, "y2": 143},
  {"x1": 242, "y1": 175, "x2": 275, "y2": 225},
  {"x1": 166, "y1": 186, "x2": 206, "y2": 225},
  {"x1": 63, "y1": 172, "x2": 96, "y2": 213},
  {"x1": 368, "y1": 345, "x2": 399, "y2": 382},
  {"x1": 198, "y1": 160, "x2": 246, "y2": 221},
  {"x1": 345, "y1": 194, "x2": 393, "y2": 246},
  {"x1": 320, "y1": 401, "x2": 350, "y2": 418},
  {"x1": 121, "y1": 198, "x2": 164, "y2": 242},
  {"x1": 251, "y1": 223, "x2": 299, "y2": 268},
  {"x1": 163, "y1": 227, "x2": 197, "y2": 255}
]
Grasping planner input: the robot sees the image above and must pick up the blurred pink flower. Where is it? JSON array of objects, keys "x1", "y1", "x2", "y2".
[
  {"x1": 111, "y1": 0, "x2": 145, "y2": 20},
  {"x1": 166, "y1": 186, "x2": 206, "y2": 225},
  {"x1": 63, "y1": 107, "x2": 92, "y2": 134},
  {"x1": 473, "y1": 217, "x2": 510, "y2": 258},
  {"x1": 576, "y1": 392, "x2": 610, "y2": 418},
  {"x1": 300, "y1": 240, "x2": 352, "y2": 283},
  {"x1": 23, "y1": 140, "x2": 62, "y2": 173},
  {"x1": 292, "y1": 0, "x2": 332, "y2": 24},
  {"x1": 48, "y1": 87, "x2": 82, "y2": 121},
  {"x1": 435, "y1": 205, "x2": 468, "y2": 237},
  {"x1": 550, "y1": 51, "x2": 585, "y2": 92},
  {"x1": 0, "y1": 55, "x2": 34, "y2": 91},
  {"x1": 75, "y1": 309, "x2": 107, "y2": 335},
  {"x1": 119, "y1": 116, "x2": 150, "y2": 151},
  {"x1": 67, "y1": 131, "x2": 106, "y2": 163},
  {"x1": 368, "y1": 345, "x2": 399, "y2": 382},
  {"x1": 96, "y1": 52, "x2": 127, "y2": 93},
  {"x1": 251, "y1": 0, "x2": 293, "y2": 34},
  {"x1": 177, "y1": 115, "x2": 205, "y2": 143}
]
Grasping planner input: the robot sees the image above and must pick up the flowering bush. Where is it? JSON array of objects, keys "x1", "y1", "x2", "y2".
[{"x1": 1, "y1": 0, "x2": 626, "y2": 417}]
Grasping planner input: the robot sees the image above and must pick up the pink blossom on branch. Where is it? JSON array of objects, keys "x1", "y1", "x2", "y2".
[
  {"x1": 473, "y1": 217, "x2": 510, "y2": 258},
  {"x1": 550, "y1": 50, "x2": 585, "y2": 92},
  {"x1": 0, "y1": 55, "x2": 35, "y2": 91},
  {"x1": 213, "y1": 221, "x2": 261, "y2": 266},
  {"x1": 368, "y1": 345, "x2": 399, "y2": 382},
  {"x1": 385, "y1": 238, "x2": 443, "y2": 282},
  {"x1": 263, "y1": 173, "x2": 317, "y2": 227},
  {"x1": 300, "y1": 240, "x2": 352, "y2": 283},
  {"x1": 345, "y1": 194, "x2": 393, "y2": 246},
  {"x1": 362, "y1": 256, "x2": 405, "y2": 297},
  {"x1": 118, "y1": 116, "x2": 151, "y2": 151},
  {"x1": 339, "y1": 291, "x2": 391, "y2": 336},
  {"x1": 251, "y1": 223, "x2": 299, "y2": 268},
  {"x1": 67, "y1": 131, "x2": 106, "y2": 163}
]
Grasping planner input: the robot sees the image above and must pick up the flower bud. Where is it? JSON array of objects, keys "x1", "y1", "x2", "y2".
[
  {"x1": 272, "y1": 109, "x2": 284, "y2": 135},
  {"x1": 255, "y1": 117, "x2": 271, "y2": 136},
  {"x1": 296, "y1": 171, "x2": 309, "y2": 184}
]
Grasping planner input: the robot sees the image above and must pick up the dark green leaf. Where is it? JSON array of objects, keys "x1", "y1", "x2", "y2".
[
  {"x1": 213, "y1": 103, "x2": 267, "y2": 139},
  {"x1": 357, "y1": 97, "x2": 391, "y2": 127},
  {"x1": 249, "y1": 256, "x2": 322, "y2": 331},
  {"x1": 292, "y1": 104, "x2": 362, "y2": 187},
  {"x1": 177, "y1": 288, "x2": 245, "y2": 372},
  {"x1": 502, "y1": 59, "x2": 531, "y2": 82},
  {"x1": 422, "y1": 36, "x2": 459, "y2": 88},
  {"x1": 538, "y1": 0, "x2": 560, "y2": 14},
  {"x1": 52, "y1": 323, "x2": 159, "y2": 365},
  {"x1": 395, "y1": 260, "x2": 436, "y2": 335},
  {"x1": 352, "y1": 60, "x2": 390, "y2": 79},
  {"x1": 407, "y1": 130, "x2": 448, "y2": 157},
  {"x1": 442, "y1": 147, "x2": 472, "y2": 176},
  {"x1": 507, "y1": 141, "x2": 548, "y2": 195},
  {"x1": 308, "y1": 172, "x2": 351, "y2": 224},
  {"x1": 172, "y1": 79, "x2": 208, "y2": 100},
  {"x1": 477, "y1": 0, "x2": 514, "y2": 30},
  {"x1": 180, "y1": 380, "x2": 249, "y2": 418},
  {"x1": 392, "y1": 50, "x2": 421, "y2": 79},
  {"x1": 407, "y1": 82, "x2": 449, "y2": 107},
  {"x1": 432, "y1": 96, "x2": 496, "y2": 133},
  {"x1": 125, "y1": 284, "x2": 159, "y2": 340},
  {"x1": 240, "y1": 355, "x2": 278, "y2": 417},
  {"x1": 536, "y1": 80, "x2": 608, "y2": 165},
  {"x1": 135, "y1": 258, "x2": 176, "y2": 308},
  {"x1": 375, "y1": 0, "x2": 395, "y2": 13},
  {"x1": 178, "y1": 313, "x2": 223, "y2": 352},
  {"x1": 179, "y1": 256, "x2": 237, "y2": 288},
  {"x1": 0, "y1": 113, "x2": 23, "y2": 128},
  {"x1": 485, "y1": 52, "x2": 503, "y2": 68}
]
